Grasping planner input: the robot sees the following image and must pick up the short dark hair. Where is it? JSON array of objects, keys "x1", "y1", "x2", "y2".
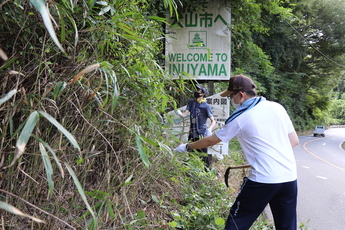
[
  {"x1": 196, "y1": 85, "x2": 209, "y2": 97},
  {"x1": 244, "y1": 90, "x2": 257, "y2": 97}
]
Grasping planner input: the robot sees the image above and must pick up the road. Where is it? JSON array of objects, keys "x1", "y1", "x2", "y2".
[
  {"x1": 295, "y1": 128, "x2": 345, "y2": 230},
  {"x1": 264, "y1": 128, "x2": 345, "y2": 229}
]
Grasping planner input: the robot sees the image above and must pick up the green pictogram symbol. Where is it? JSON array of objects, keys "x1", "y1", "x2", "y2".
[{"x1": 188, "y1": 32, "x2": 207, "y2": 48}]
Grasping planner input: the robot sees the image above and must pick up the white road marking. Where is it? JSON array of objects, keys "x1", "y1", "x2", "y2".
[{"x1": 316, "y1": 176, "x2": 327, "y2": 180}]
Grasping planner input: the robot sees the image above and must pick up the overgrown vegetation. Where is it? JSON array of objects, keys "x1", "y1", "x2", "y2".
[
  {"x1": 0, "y1": 0, "x2": 246, "y2": 229},
  {"x1": 0, "y1": 0, "x2": 344, "y2": 229}
]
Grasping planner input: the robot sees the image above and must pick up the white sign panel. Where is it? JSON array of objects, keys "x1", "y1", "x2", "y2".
[
  {"x1": 168, "y1": 93, "x2": 230, "y2": 158},
  {"x1": 166, "y1": 1, "x2": 231, "y2": 80}
]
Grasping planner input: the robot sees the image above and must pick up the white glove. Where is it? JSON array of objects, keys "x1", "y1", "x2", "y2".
[
  {"x1": 205, "y1": 128, "x2": 212, "y2": 137},
  {"x1": 174, "y1": 143, "x2": 188, "y2": 152},
  {"x1": 175, "y1": 110, "x2": 183, "y2": 117}
]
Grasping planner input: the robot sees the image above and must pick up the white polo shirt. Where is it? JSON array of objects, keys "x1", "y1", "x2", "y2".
[{"x1": 216, "y1": 100, "x2": 297, "y2": 183}]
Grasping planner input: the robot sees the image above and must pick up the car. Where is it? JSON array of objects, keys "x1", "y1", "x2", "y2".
[{"x1": 313, "y1": 126, "x2": 326, "y2": 137}]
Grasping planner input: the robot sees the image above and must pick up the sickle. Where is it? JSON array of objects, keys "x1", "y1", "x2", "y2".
[{"x1": 224, "y1": 165, "x2": 251, "y2": 187}]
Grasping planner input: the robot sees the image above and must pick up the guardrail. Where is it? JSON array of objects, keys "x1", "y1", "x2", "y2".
[{"x1": 329, "y1": 125, "x2": 345, "y2": 128}]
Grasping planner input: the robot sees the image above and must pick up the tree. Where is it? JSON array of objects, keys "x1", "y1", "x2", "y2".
[{"x1": 231, "y1": 0, "x2": 345, "y2": 129}]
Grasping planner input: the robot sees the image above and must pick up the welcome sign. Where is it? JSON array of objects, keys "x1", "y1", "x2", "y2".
[{"x1": 166, "y1": 1, "x2": 231, "y2": 80}]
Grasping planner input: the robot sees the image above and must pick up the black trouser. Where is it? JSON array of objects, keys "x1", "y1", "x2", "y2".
[
  {"x1": 188, "y1": 134, "x2": 212, "y2": 168},
  {"x1": 225, "y1": 178, "x2": 297, "y2": 230}
]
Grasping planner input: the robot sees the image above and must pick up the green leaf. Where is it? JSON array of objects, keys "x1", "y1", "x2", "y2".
[
  {"x1": 106, "y1": 202, "x2": 115, "y2": 218},
  {"x1": 135, "y1": 134, "x2": 150, "y2": 168},
  {"x1": 91, "y1": 189, "x2": 109, "y2": 196},
  {"x1": 138, "y1": 135, "x2": 158, "y2": 147},
  {"x1": 151, "y1": 194, "x2": 160, "y2": 204},
  {"x1": 9, "y1": 111, "x2": 39, "y2": 167},
  {"x1": 32, "y1": 135, "x2": 64, "y2": 177},
  {"x1": 0, "y1": 57, "x2": 18, "y2": 70},
  {"x1": 163, "y1": 0, "x2": 178, "y2": 18},
  {"x1": 119, "y1": 174, "x2": 133, "y2": 187},
  {"x1": 76, "y1": 156, "x2": 84, "y2": 164},
  {"x1": 169, "y1": 221, "x2": 178, "y2": 227},
  {"x1": 30, "y1": 0, "x2": 66, "y2": 54},
  {"x1": 38, "y1": 111, "x2": 81, "y2": 151},
  {"x1": 84, "y1": 191, "x2": 104, "y2": 200},
  {"x1": 121, "y1": 34, "x2": 148, "y2": 44},
  {"x1": 65, "y1": 163, "x2": 96, "y2": 222},
  {"x1": 125, "y1": 174, "x2": 133, "y2": 183},
  {"x1": 9, "y1": 117, "x2": 13, "y2": 137},
  {"x1": 58, "y1": 8, "x2": 78, "y2": 47},
  {"x1": 137, "y1": 210, "x2": 146, "y2": 219},
  {"x1": 110, "y1": 72, "x2": 119, "y2": 113},
  {"x1": 96, "y1": 1, "x2": 108, "y2": 6},
  {"x1": 215, "y1": 217, "x2": 225, "y2": 225},
  {"x1": 148, "y1": 16, "x2": 167, "y2": 23},
  {"x1": 53, "y1": 82, "x2": 67, "y2": 101},
  {"x1": 0, "y1": 89, "x2": 17, "y2": 106},
  {"x1": 0, "y1": 201, "x2": 45, "y2": 223},
  {"x1": 39, "y1": 143, "x2": 54, "y2": 195},
  {"x1": 99, "y1": 68, "x2": 118, "y2": 113},
  {"x1": 99, "y1": 5, "x2": 111, "y2": 15}
]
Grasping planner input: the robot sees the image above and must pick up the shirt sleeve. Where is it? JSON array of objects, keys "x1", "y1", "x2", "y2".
[
  {"x1": 215, "y1": 120, "x2": 240, "y2": 143},
  {"x1": 186, "y1": 100, "x2": 193, "y2": 112},
  {"x1": 206, "y1": 104, "x2": 213, "y2": 118}
]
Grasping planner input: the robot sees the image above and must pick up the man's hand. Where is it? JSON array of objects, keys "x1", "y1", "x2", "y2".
[
  {"x1": 175, "y1": 110, "x2": 183, "y2": 117},
  {"x1": 174, "y1": 143, "x2": 188, "y2": 152}
]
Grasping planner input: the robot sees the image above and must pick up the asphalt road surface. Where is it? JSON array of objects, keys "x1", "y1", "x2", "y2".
[
  {"x1": 265, "y1": 127, "x2": 345, "y2": 229},
  {"x1": 295, "y1": 128, "x2": 345, "y2": 230}
]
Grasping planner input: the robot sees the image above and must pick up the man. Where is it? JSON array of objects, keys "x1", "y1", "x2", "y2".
[
  {"x1": 176, "y1": 85, "x2": 216, "y2": 168},
  {"x1": 174, "y1": 75, "x2": 299, "y2": 230}
]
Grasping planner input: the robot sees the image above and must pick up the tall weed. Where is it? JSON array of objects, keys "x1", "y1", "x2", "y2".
[{"x1": 0, "y1": 1, "x2": 276, "y2": 229}]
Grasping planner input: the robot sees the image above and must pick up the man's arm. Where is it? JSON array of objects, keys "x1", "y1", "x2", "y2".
[
  {"x1": 188, "y1": 134, "x2": 221, "y2": 150},
  {"x1": 288, "y1": 131, "x2": 299, "y2": 148},
  {"x1": 208, "y1": 116, "x2": 216, "y2": 130}
]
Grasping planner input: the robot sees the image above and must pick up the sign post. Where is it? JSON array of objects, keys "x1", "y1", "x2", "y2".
[{"x1": 166, "y1": 1, "x2": 231, "y2": 158}]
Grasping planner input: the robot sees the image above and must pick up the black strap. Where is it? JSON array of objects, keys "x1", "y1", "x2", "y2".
[
  {"x1": 225, "y1": 96, "x2": 264, "y2": 125},
  {"x1": 224, "y1": 167, "x2": 232, "y2": 187}
]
